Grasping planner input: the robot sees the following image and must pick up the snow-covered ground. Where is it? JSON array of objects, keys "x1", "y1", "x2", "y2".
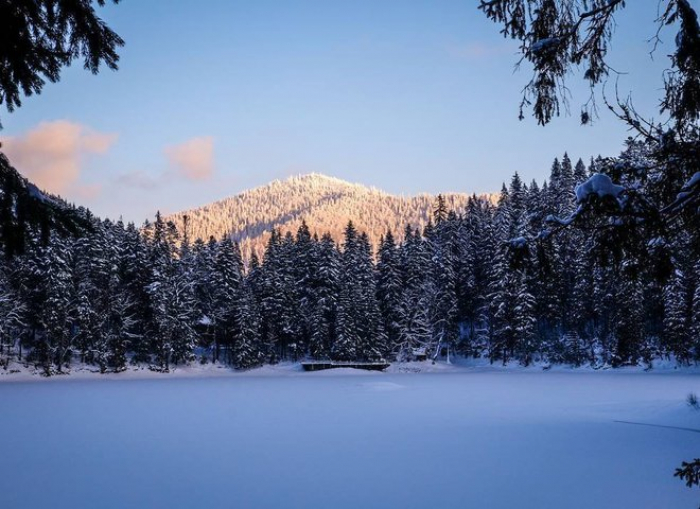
[
  {"x1": 0, "y1": 367, "x2": 698, "y2": 508},
  {"x1": 2, "y1": 355, "x2": 698, "y2": 382}
]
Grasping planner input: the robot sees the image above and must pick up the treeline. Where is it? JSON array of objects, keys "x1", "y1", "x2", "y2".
[{"x1": 1, "y1": 151, "x2": 699, "y2": 375}]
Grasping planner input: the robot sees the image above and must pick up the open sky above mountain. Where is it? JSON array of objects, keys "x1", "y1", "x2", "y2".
[{"x1": 0, "y1": 1, "x2": 668, "y2": 223}]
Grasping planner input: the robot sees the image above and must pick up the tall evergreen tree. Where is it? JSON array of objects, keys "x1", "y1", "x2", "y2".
[{"x1": 377, "y1": 230, "x2": 403, "y2": 355}]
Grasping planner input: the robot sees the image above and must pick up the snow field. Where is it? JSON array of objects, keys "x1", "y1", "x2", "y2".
[{"x1": 0, "y1": 369, "x2": 698, "y2": 509}]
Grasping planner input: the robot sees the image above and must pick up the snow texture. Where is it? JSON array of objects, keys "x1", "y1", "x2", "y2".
[
  {"x1": 0, "y1": 366, "x2": 698, "y2": 509},
  {"x1": 531, "y1": 37, "x2": 560, "y2": 53},
  {"x1": 684, "y1": 172, "x2": 700, "y2": 190},
  {"x1": 545, "y1": 214, "x2": 574, "y2": 226},
  {"x1": 575, "y1": 173, "x2": 625, "y2": 203},
  {"x1": 509, "y1": 236, "x2": 528, "y2": 249},
  {"x1": 666, "y1": 172, "x2": 700, "y2": 212},
  {"x1": 26, "y1": 182, "x2": 49, "y2": 203}
]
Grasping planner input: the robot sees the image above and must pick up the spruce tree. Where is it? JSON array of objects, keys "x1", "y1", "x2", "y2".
[
  {"x1": 232, "y1": 279, "x2": 263, "y2": 369},
  {"x1": 376, "y1": 230, "x2": 403, "y2": 355},
  {"x1": 662, "y1": 267, "x2": 692, "y2": 363},
  {"x1": 0, "y1": 263, "x2": 25, "y2": 368},
  {"x1": 210, "y1": 237, "x2": 243, "y2": 363},
  {"x1": 308, "y1": 233, "x2": 340, "y2": 359}
]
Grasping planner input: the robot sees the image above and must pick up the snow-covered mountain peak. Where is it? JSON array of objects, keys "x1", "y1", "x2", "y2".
[{"x1": 165, "y1": 174, "x2": 484, "y2": 260}]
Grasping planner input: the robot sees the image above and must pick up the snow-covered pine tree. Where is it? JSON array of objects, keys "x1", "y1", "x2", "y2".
[
  {"x1": 395, "y1": 226, "x2": 433, "y2": 361},
  {"x1": 488, "y1": 186, "x2": 517, "y2": 364},
  {"x1": 0, "y1": 262, "x2": 25, "y2": 368},
  {"x1": 278, "y1": 231, "x2": 302, "y2": 359},
  {"x1": 169, "y1": 246, "x2": 198, "y2": 366},
  {"x1": 690, "y1": 258, "x2": 700, "y2": 360},
  {"x1": 334, "y1": 221, "x2": 361, "y2": 361},
  {"x1": 662, "y1": 265, "x2": 692, "y2": 363},
  {"x1": 232, "y1": 278, "x2": 263, "y2": 369},
  {"x1": 457, "y1": 196, "x2": 495, "y2": 357},
  {"x1": 513, "y1": 269, "x2": 538, "y2": 366},
  {"x1": 308, "y1": 233, "x2": 340, "y2": 359},
  {"x1": 556, "y1": 153, "x2": 576, "y2": 215},
  {"x1": 258, "y1": 229, "x2": 297, "y2": 362},
  {"x1": 356, "y1": 232, "x2": 386, "y2": 360},
  {"x1": 611, "y1": 263, "x2": 645, "y2": 367},
  {"x1": 574, "y1": 158, "x2": 587, "y2": 185},
  {"x1": 72, "y1": 221, "x2": 110, "y2": 369},
  {"x1": 434, "y1": 194, "x2": 448, "y2": 224},
  {"x1": 188, "y1": 237, "x2": 216, "y2": 360},
  {"x1": 120, "y1": 221, "x2": 150, "y2": 363},
  {"x1": 210, "y1": 237, "x2": 243, "y2": 363},
  {"x1": 144, "y1": 213, "x2": 198, "y2": 370},
  {"x1": 376, "y1": 230, "x2": 403, "y2": 355},
  {"x1": 430, "y1": 210, "x2": 459, "y2": 361},
  {"x1": 565, "y1": 237, "x2": 595, "y2": 365},
  {"x1": 29, "y1": 238, "x2": 75, "y2": 374},
  {"x1": 293, "y1": 220, "x2": 318, "y2": 358}
]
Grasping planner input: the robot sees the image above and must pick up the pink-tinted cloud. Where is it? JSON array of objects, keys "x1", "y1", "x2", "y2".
[
  {"x1": 164, "y1": 136, "x2": 214, "y2": 181},
  {"x1": 1, "y1": 120, "x2": 117, "y2": 196},
  {"x1": 71, "y1": 183, "x2": 104, "y2": 201}
]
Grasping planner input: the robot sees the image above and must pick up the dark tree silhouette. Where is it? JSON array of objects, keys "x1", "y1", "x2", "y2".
[
  {"x1": 0, "y1": 0, "x2": 124, "y2": 128},
  {"x1": 480, "y1": 1, "x2": 700, "y2": 272},
  {"x1": 478, "y1": 0, "x2": 700, "y2": 129},
  {"x1": 480, "y1": 0, "x2": 700, "y2": 493},
  {"x1": 675, "y1": 459, "x2": 700, "y2": 489}
]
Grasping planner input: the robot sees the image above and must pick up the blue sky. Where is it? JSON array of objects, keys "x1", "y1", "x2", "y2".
[{"x1": 0, "y1": 1, "x2": 671, "y2": 223}]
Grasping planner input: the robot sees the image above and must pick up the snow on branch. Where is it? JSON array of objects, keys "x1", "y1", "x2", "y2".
[
  {"x1": 665, "y1": 172, "x2": 700, "y2": 215},
  {"x1": 574, "y1": 173, "x2": 625, "y2": 203}
]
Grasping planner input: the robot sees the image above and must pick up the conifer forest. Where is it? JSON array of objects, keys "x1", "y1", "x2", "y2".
[{"x1": 1, "y1": 142, "x2": 698, "y2": 376}]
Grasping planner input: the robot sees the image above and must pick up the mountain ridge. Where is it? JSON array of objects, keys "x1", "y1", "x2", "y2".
[{"x1": 165, "y1": 173, "x2": 493, "y2": 260}]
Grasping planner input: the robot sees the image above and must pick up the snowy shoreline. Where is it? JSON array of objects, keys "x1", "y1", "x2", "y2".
[{"x1": 2, "y1": 357, "x2": 699, "y2": 383}]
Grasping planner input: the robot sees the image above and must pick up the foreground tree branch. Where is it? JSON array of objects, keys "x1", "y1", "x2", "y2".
[{"x1": 0, "y1": 0, "x2": 124, "y2": 128}]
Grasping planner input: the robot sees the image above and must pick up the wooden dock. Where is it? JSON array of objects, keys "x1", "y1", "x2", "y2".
[{"x1": 301, "y1": 360, "x2": 390, "y2": 372}]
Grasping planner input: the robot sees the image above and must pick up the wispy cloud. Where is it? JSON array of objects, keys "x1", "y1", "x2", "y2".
[
  {"x1": 1, "y1": 120, "x2": 117, "y2": 197},
  {"x1": 114, "y1": 136, "x2": 214, "y2": 190},
  {"x1": 165, "y1": 136, "x2": 215, "y2": 181},
  {"x1": 116, "y1": 136, "x2": 216, "y2": 191},
  {"x1": 115, "y1": 170, "x2": 161, "y2": 190}
]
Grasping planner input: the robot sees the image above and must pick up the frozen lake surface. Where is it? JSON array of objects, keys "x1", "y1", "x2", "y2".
[{"x1": 1, "y1": 368, "x2": 699, "y2": 509}]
